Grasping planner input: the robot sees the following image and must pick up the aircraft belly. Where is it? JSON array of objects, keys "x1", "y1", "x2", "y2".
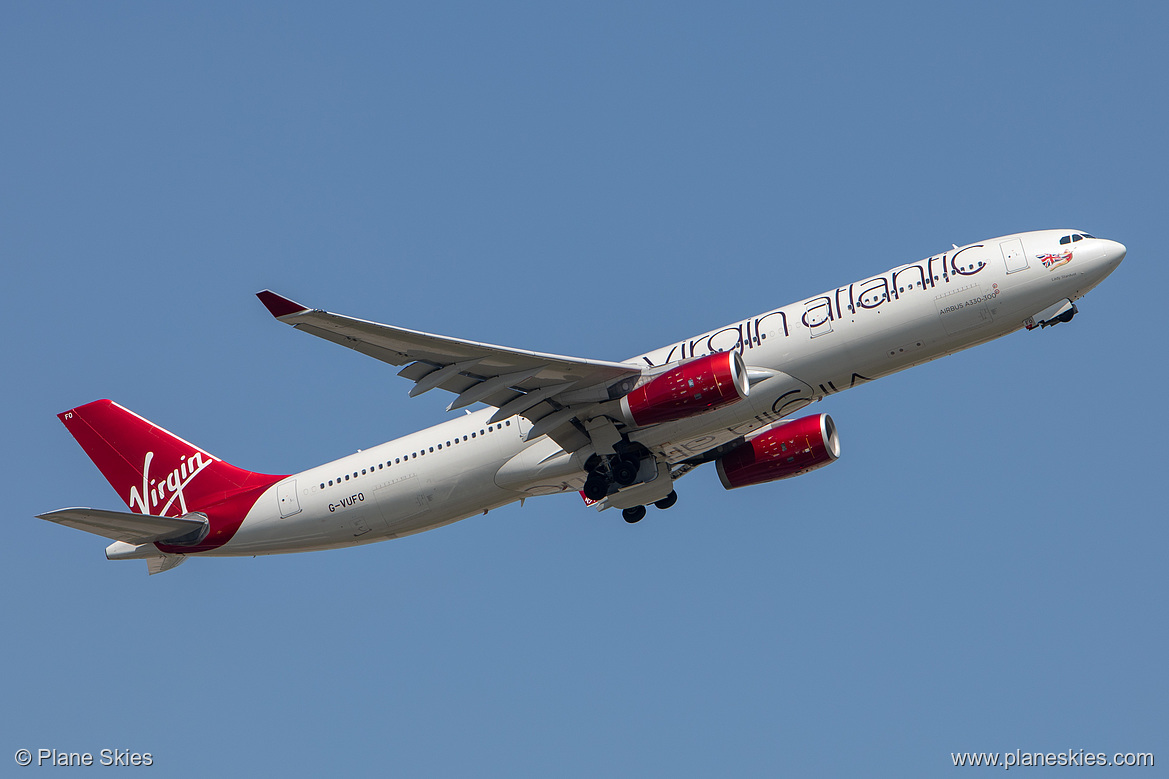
[
  {"x1": 494, "y1": 438, "x2": 585, "y2": 495},
  {"x1": 213, "y1": 496, "x2": 346, "y2": 556},
  {"x1": 375, "y1": 455, "x2": 519, "y2": 536}
]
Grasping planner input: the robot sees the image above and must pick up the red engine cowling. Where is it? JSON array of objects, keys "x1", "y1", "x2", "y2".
[
  {"x1": 716, "y1": 413, "x2": 840, "y2": 489},
  {"x1": 620, "y1": 351, "x2": 749, "y2": 427}
]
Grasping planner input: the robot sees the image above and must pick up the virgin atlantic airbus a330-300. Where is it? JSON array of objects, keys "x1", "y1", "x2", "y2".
[{"x1": 40, "y1": 230, "x2": 1125, "y2": 573}]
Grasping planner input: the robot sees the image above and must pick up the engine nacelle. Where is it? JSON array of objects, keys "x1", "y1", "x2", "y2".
[
  {"x1": 620, "y1": 351, "x2": 749, "y2": 427},
  {"x1": 715, "y1": 413, "x2": 840, "y2": 490}
]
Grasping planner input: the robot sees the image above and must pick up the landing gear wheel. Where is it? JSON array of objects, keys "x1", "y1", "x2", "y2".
[
  {"x1": 612, "y1": 457, "x2": 640, "y2": 486},
  {"x1": 583, "y1": 473, "x2": 609, "y2": 501},
  {"x1": 623, "y1": 505, "x2": 647, "y2": 523},
  {"x1": 654, "y1": 490, "x2": 678, "y2": 510}
]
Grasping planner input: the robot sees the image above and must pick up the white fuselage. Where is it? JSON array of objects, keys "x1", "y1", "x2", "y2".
[{"x1": 218, "y1": 230, "x2": 1125, "y2": 556}]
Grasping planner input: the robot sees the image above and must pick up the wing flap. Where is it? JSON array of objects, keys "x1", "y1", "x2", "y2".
[{"x1": 37, "y1": 507, "x2": 208, "y2": 546}]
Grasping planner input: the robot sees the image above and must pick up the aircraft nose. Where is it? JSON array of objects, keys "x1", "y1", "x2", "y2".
[{"x1": 1099, "y1": 238, "x2": 1127, "y2": 269}]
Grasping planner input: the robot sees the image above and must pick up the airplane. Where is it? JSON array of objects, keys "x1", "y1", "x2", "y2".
[{"x1": 38, "y1": 229, "x2": 1125, "y2": 574}]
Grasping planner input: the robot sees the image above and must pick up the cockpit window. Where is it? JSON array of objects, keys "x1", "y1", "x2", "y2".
[
  {"x1": 1060, "y1": 235, "x2": 1072, "y2": 244},
  {"x1": 1072, "y1": 234, "x2": 1083, "y2": 242},
  {"x1": 1081, "y1": 233, "x2": 1096, "y2": 239}
]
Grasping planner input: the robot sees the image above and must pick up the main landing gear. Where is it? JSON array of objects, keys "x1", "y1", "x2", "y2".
[
  {"x1": 622, "y1": 490, "x2": 678, "y2": 524},
  {"x1": 653, "y1": 490, "x2": 678, "y2": 510},
  {"x1": 622, "y1": 506, "x2": 646, "y2": 523},
  {"x1": 611, "y1": 456, "x2": 640, "y2": 486},
  {"x1": 582, "y1": 450, "x2": 643, "y2": 501},
  {"x1": 582, "y1": 449, "x2": 678, "y2": 524},
  {"x1": 582, "y1": 470, "x2": 609, "y2": 501}
]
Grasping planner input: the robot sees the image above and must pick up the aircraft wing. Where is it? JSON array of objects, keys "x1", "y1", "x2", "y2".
[
  {"x1": 37, "y1": 507, "x2": 208, "y2": 546},
  {"x1": 257, "y1": 291, "x2": 642, "y2": 449}
]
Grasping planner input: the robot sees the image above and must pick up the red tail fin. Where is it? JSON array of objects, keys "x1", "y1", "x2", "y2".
[{"x1": 59, "y1": 400, "x2": 283, "y2": 518}]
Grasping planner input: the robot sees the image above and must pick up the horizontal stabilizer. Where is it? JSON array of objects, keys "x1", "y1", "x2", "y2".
[{"x1": 37, "y1": 507, "x2": 208, "y2": 546}]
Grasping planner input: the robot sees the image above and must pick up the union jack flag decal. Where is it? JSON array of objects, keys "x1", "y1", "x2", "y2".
[{"x1": 1035, "y1": 250, "x2": 1072, "y2": 270}]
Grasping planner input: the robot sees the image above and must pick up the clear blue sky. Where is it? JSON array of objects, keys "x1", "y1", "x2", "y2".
[{"x1": 2, "y1": 3, "x2": 1165, "y2": 776}]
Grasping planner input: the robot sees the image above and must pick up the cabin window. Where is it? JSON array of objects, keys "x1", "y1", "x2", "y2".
[
  {"x1": 429, "y1": 446, "x2": 434, "y2": 453},
  {"x1": 344, "y1": 475, "x2": 349, "y2": 481},
  {"x1": 328, "y1": 480, "x2": 333, "y2": 486},
  {"x1": 320, "y1": 483, "x2": 325, "y2": 489}
]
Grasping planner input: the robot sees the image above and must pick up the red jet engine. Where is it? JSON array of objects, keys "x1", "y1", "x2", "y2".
[
  {"x1": 716, "y1": 413, "x2": 840, "y2": 489},
  {"x1": 620, "y1": 351, "x2": 749, "y2": 427}
]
